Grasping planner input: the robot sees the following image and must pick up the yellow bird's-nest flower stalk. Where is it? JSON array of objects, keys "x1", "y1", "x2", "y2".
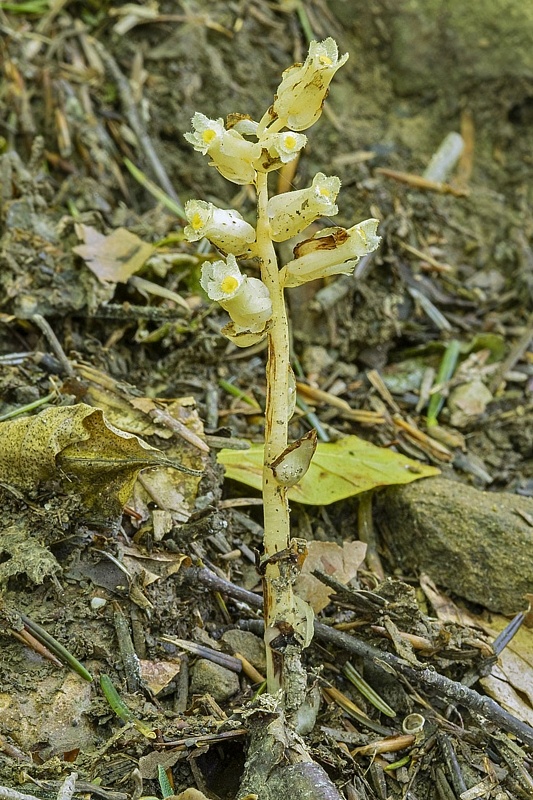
[
  {"x1": 184, "y1": 36, "x2": 381, "y2": 712},
  {"x1": 255, "y1": 170, "x2": 296, "y2": 696}
]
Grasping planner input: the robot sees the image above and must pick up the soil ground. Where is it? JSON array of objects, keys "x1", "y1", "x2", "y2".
[{"x1": 0, "y1": 2, "x2": 532, "y2": 799}]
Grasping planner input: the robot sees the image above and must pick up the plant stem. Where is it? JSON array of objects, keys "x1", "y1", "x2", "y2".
[{"x1": 255, "y1": 171, "x2": 297, "y2": 696}]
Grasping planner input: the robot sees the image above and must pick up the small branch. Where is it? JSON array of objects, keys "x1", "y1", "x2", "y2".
[{"x1": 186, "y1": 566, "x2": 533, "y2": 749}]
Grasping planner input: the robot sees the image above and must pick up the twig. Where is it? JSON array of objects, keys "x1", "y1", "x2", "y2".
[
  {"x1": 357, "y1": 492, "x2": 385, "y2": 580},
  {"x1": 148, "y1": 406, "x2": 209, "y2": 453},
  {"x1": 438, "y1": 734, "x2": 468, "y2": 797},
  {"x1": 79, "y1": 304, "x2": 187, "y2": 321},
  {"x1": 31, "y1": 314, "x2": 74, "y2": 377},
  {"x1": 489, "y1": 317, "x2": 533, "y2": 394},
  {"x1": 113, "y1": 602, "x2": 141, "y2": 693},
  {"x1": 160, "y1": 635, "x2": 242, "y2": 672},
  {"x1": 186, "y1": 566, "x2": 533, "y2": 748},
  {"x1": 375, "y1": 167, "x2": 469, "y2": 197},
  {"x1": 0, "y1": 789, "x2": 41, "y2": 800},
  {"x1": 316, "y1": 623, "x2": 533, "y2": 749}
]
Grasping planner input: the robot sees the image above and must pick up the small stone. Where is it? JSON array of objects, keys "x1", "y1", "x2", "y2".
[
  {"x1": 190, "y1": 659, "x2": 240, "y2": 702},
  {"x1": 221, "y1": 629, "x2": 267, "y2": 673},
  {"x1": 448, "y1": 380, "x2": 493, "y2": 428}
]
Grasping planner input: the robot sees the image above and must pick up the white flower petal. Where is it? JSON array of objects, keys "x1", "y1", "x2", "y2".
[
  {"x1": 185, "y1": 115, "x2": 260, "y2": 185},
  {"x1": 184, "y1": 113, "x2": 225, "y2": 154},
  {"x1": 185, "y1": 200, "x2": 256, "y2": 254},
  {"x1": 201, "y1": 256, "x2": 272, "y2": 334},
  {"x1": 256, "y1": 131, "x2": 307, "y2": 171},
  {"x1": 200, "y1": 255, "x2": 244, "y2": 301}
]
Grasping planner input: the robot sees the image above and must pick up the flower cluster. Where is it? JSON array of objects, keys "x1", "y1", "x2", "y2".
[{"x1": 183, "y1": 38, "x2": 381, "y2": 344}]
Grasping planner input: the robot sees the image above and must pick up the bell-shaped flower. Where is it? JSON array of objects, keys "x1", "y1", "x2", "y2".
[
  {"x1": 184, "y1": 113, "x2": 226, "y2": 154},
  {"x1": 280, "y1": 218, "x2": 380, "y2": 288},
  {"x1": 271, "y1": 38, "x2": 349, "y2": 131},
  {"x1": 184, "y1": 199, "x2": 256, "y2": 256},
  {"x1": 201, "y1": 255, "x2": 272, "y2": 333},
  {"x1": 184, "y1": 112, "x2": 260, "y2": 185},
  {"x1": 255, "y1": 131, "x2": 307, "y2": 172},
  {"x1": 267, "y1": 172, "x2": 341, "y2": 242}
]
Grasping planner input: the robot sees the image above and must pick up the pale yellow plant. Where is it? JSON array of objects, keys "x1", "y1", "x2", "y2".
[{"x1": 184, "y1": 38, "x2": 380, "y2": 710}]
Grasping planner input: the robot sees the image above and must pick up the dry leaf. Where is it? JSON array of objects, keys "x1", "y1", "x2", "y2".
[
  {"x1": 71, "y1": 365, "x2": 207, "y2": 523},
  {"x1": 421, "y1": 577, "x2": 533, "y2": 726},
  {"x1": 477, "y1": 613, "x2": 533, "y2": 725},
  {"x1": 122, "y1": 545, "x2": 191, "y2": 586},
  {"x1": 0, "y1": 404, "x2": 200, "y2": 522},
  {"x1": 419, "y1": 574, "x2": 481, "y2": 627},
  {"x1": 139, "y1": 659, "x2": 181, "y2": 695},
  {"x1": 0, "y1": 524, "x2": 60, "y2": 585},
  {"x1": 296, "y1": 540, "x2": 367, "y2": 612},
  {"x1": 73, "y1": 224, "x2": 155, "y2": 284}
]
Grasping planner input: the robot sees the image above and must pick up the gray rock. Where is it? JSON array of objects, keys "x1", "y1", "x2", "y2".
[
  {"x1": 375, "y1": 477, "x2": 533, "y2": 613},
  {"x1": 190, "y1": 658, "x2": 240, "y2": 702},
  {"x1": 221, "y1": 629, "x2": 266, "y2": 673}
]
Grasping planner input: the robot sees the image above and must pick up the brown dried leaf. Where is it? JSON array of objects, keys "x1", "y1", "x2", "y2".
[
  {"x1": 296, "y1": 540, "x2": 367, "y2": 612},
  {"x1": 73, "y1": 224, "x2": 155, "y2": 284},
  {"x1": 139, "y1": 658, "x2": 181, "y2": 695}
]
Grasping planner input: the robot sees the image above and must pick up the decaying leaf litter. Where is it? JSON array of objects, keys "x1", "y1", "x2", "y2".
[{"x1": 0, "y1": 1, "x2": 532, "y2": 798}]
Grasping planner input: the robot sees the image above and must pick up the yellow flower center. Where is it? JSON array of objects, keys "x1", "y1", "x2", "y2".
[
  {"x1": 318, "y1": 55, "x2": 333, "y2": 67},
  {"x1": 202, "y1": 129, "x2": 217, "y2": 145},
  {"x1": 221, "y1": 275, "x2": 239, "y2": 294},
  {"x1": 190, "y1": 212, "x2": 204, "y2": 231},
  {"x1": 284, "y1": 135, "x2": 297, "y2": 150},
  {"x1": 319, "y1": 187, "x2": 330, "y2": 198}
]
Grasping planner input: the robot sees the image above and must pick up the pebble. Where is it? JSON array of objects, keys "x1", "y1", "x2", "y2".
[
  {"x1": 190, "y1": 658, "x2": 240, "y2": 702},
  {"x1": 221, "y1": 629, "x2": 266, "y2": 673}
]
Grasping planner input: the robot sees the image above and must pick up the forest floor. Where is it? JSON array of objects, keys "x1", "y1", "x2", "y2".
[{"x1": 0, "y1": 2, "x2": 532, "y2": 799}]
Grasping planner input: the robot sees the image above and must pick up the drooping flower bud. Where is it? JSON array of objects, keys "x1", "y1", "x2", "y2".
[
  {"x1": 200, "y1": 255, "x2": 272, "y2": 333},
  {"x1": 267, "y1": 172, "x2": 341, "y2": 242},
  {"x1": 270, "y1": 38, "x2": 349, "y2": 131},
  {"x1": 280, "y1": 218, "x2": 381, "y2": 288},
  {"x1": 184, "y1": 199, "x2": 256, "y2": 256},
  {"x1": 184, "y1": 113, "x2": 260, "y2": 185}
]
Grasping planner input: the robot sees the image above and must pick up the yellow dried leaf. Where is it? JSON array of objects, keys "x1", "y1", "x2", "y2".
[{"x1": 218, "y1": 435, "x2": 440, "y2": 505}]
